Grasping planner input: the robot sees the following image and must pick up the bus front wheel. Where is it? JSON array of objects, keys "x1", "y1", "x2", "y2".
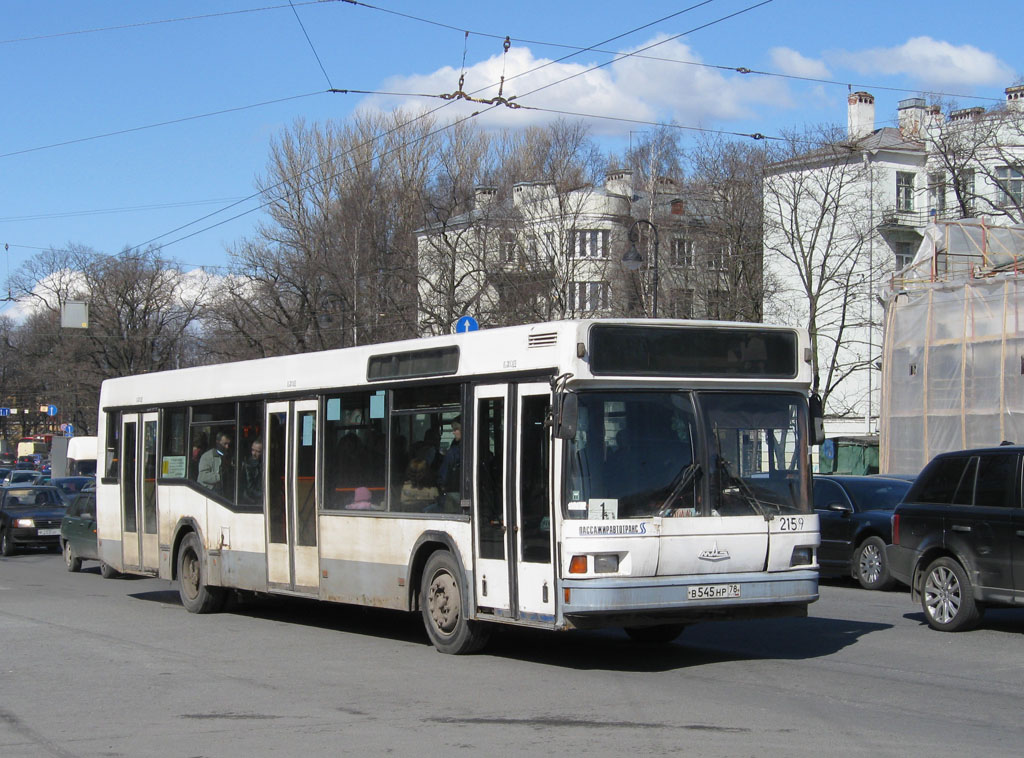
[
  {"x1": 177, "y1": 532, "x2": 226, "y2": 614},
  {"x1": 420, "y1": 551, "x2": 489, "y2": 654}
]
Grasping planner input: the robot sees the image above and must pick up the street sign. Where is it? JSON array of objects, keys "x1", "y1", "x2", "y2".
[
  {"x1": 47, "y1": 404, "x2": 58, "y2": 417},
  {"x1": 0, "y1": 408, "x2": 9, "y2": 417},
  {"x1": 456, "y1": 315, "x2": 479, "y2": 333},
  {"x1": 64, "y1": 424, "x2": 74, "y2": 438}
]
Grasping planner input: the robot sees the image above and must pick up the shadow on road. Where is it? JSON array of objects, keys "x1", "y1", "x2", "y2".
[
  {"x1": 125, "y1": 588, "x2": 891, "y2": 671},
  {"x1": 483, "y1": 614, "x2": 891, "y2": 672},
  {"x1": 903, "y1": 609, "x2": 1024, "y2": 634}
]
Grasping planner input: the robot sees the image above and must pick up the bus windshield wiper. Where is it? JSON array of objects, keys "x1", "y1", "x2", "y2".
[
  {"x1": 719, "y1": 457, "x2": 767, "y2": 517},
  {"x1": 658, "y1": 463, "x2": 702, "y2": 517}
]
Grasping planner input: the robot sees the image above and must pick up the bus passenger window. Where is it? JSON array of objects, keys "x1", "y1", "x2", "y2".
[
  {"x1": 323, "y1": 391, "x2": 386, "y2": 511},
  {"x1": 190, "y1": 402, "x2": 237, "y2": 502}
]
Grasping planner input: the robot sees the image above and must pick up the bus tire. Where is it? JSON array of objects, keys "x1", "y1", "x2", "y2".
[
  {"x1": 177, "y1": 532, "x2": 227, "y2": 614},
  {"x1": 624, "y1": 624, "x2": 686, "y2": 643},
  {"x1": 100, "y1": 562, "x2": 119, "y2": 579},
  {"x1": 64, "y1": 540, "x2": 82, "y2": 572},
  {"x1": 420, "y1": 551, "x2": 489, "y2": 654}
]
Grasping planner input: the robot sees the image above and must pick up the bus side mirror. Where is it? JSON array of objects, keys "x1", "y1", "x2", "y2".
[
  {"x1": 553, "y1": 393, "x2": 578, "y2": 440},
  {"x1": 809, "y1": 393, "x2": 826, "y2": 446}
]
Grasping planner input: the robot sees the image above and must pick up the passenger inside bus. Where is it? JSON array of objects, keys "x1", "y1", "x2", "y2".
[{"x1": 401, "y1": 458, "x2": 438, "y2": 511}]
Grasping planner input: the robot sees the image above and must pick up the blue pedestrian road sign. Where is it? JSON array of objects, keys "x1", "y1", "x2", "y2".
[{"x1": 456, "y1": 315, "x2": 479, "y2": 333}]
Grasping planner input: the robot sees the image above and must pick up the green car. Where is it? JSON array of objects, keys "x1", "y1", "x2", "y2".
[{"x1": 60, "y1": 489, "x2": 117, "y2": 577}]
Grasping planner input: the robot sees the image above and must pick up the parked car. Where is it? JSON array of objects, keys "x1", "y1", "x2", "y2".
[
  {"x1": 888, "y1": 445, "x2": 1024, "y2": 631},
  {"x1": 813, "y1": 474, "x2": 913, "y2": 590},
  {"x1": 3, "y1": 470, "x2": 45, "y2": 486},
  {"x1": 60, "y1": 487, "x2": 115, "y2": 576},
  {"x1": 0, "y1": 485, "x2": 67, "y2": 555},
  {"x1": 50, "y1": 476, "x2": 95, "y2": 504}
]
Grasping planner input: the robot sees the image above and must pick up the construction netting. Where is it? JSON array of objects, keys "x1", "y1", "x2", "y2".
[{"x1": 881, "y1": 219, "x2": 1024, "y2": 474}]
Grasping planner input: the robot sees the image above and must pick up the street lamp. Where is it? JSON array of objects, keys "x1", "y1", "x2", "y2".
[{"x1": 621, "y1": 219, "x2": 659, "y2": 318}]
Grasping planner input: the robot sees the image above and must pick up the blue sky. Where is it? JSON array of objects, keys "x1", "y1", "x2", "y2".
[{"x1": 2, "y1": 0, "x2": 1021, "y2": 313}]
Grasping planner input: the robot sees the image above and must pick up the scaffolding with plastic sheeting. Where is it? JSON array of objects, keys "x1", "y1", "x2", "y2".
[{"x1": 881, "y1": 218, "x2": 1024, "y2": 474}]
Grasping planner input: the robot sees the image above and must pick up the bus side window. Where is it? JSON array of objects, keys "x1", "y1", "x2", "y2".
[{"x1": 323, "y1": 391, "x2": 386, "y2": 511}]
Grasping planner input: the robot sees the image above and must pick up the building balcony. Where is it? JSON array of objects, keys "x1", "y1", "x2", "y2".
[{"x1": 880, "y1": 207, "x2": 963, "y2": 229}]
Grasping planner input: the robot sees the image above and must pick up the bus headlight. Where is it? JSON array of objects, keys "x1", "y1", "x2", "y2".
[
  {"x1": 593, "y1": 554, "x2": 620, "y2": 573},
  {"x1": 14, "y1": 518, "x2": 35, "y2": 528}
]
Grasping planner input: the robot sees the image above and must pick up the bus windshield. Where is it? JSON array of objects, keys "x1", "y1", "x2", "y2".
[{"x1": 565, "y1": 391, "x2": 809, "y2": 519}]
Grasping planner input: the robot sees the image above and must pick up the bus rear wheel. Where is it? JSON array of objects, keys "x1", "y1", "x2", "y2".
[
  {"x1": 177, "y1": 532, "x2": 226, "y2": 614},
  {"x1": 420, "y1": 551, "x2": 489, "y2": 654}
]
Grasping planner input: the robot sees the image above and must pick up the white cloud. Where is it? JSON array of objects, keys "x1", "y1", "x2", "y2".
[
  {"x1": 360, "y1": 36, "x2": 793, "y2": 135},
  {"x1": 769, "y1": 48, "x2": 830, "y2": 80},
  {"x1": 831, "y1": 36, "x2": 1013, "y2": 88}
]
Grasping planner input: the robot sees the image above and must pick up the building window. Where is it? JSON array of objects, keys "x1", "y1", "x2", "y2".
[
  {"x1": 573, "y1": 229, "x2": 609, "y2": 258},
  {"x1": 670, "y1": 237, "x2": 693, "y2": 267},
  {"x1": 501, "y1": 231, "x2": 517, "y2": 263},
  {"x1": 670, "y1": 288, "x2": 694, "y2": 319},
  {"x1": 571, "y1": 281, "x2": 609, "y2": 312},
  {"x1": 928, "y1": 172, "x2": 946, "y2": 213},
  {"x1": 896, "y1": 172, "x2": 915, "y2": 212},
  {"x1": 894, "y1": 241, "x2": 916, "y2": 270},
  {"x1": 708, "y1": 246, "x2": 727, "y2": 271},
  {"x1": 996, "y1": 166, "x2": 1024, "y2": 207},
  {"x1": 706, "y1": 289, "x2": 726, "y2": 319}
]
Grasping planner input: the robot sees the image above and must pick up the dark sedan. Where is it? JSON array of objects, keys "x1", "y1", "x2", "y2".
[
  {"x1": 813, "y1": 475, "x2": 912, "y2": 590},
  {"x1": 0, "y1": 485, "x2": 67, "y2": 555}
]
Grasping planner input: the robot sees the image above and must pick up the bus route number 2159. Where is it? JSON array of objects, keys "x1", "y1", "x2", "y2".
[{"x1": 777, "y1": 516, "x2": 805, "y2": 531}]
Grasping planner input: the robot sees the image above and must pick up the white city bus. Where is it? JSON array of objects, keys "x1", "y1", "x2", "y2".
[{"x1": 96, "y1": 319, "x2": 822, "y2": 653}]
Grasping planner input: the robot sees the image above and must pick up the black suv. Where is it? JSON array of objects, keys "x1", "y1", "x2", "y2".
[{"x1": 887, "y1": 445, "x2": 1023, "y2": 631}]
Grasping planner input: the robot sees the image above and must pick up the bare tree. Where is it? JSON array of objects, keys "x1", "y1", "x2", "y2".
[
  {"x1": 8, "y1": 244, "x2": 209, "y2": 432},
  {"x1": 207, "y1": 111, "x2": 438, "y2": 356},
  {"x1": 762, "y1": 126, "x2": 885, "y2": 414}
]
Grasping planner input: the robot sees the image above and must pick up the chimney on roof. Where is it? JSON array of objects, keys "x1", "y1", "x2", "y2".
[
  {"x1": 474, "y1": 186, "x2": 497, "y2": 209},
  {"x1": 1006, "y1": 85, "x2": 1024, "y2": 111},
  {"x1": 848, "y1": 91, "x2": 875, "y2": 140},
  {"x1": 898, "y1": 98, "x2": 928, "y2": 138},
  {"x1": 950, "y1": 106, "x2": 985, "y2": 123},
  {"x1": 604, "y1": 169, "x2": 633, "y2": 198}
]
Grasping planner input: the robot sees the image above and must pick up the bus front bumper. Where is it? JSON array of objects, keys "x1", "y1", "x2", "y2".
[{"x1": 559, "y1": 569, "x2": 818, "y2": 629}]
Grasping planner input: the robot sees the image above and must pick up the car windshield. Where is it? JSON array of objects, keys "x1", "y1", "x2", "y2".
[
  {"x1": 4, "y1": 488, "x2": 62, "y2": 507},
  {"x1": 842, "y1": 478, "x2": 911, "y2": 511}
]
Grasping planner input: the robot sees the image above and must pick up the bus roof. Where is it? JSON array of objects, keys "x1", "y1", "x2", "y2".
[{"x1": 99, "y1": 319, "x2": 811, "y2": 409}]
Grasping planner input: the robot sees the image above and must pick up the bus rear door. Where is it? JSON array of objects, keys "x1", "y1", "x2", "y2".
[{"x1": 265, "y1": 400, "x2": 320, "y2": 595}]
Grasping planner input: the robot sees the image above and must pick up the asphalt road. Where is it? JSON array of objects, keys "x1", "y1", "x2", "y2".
[{"x1": 1, "y1": 550, "x2": 1022, "y2": 758}]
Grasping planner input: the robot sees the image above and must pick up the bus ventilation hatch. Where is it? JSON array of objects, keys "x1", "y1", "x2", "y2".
[{"x1": 528, "y1": 333, "x2": 558, "y2": 348}]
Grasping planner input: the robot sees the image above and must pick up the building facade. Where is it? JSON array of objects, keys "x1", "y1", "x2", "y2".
[
  {"x1": 763, "y1": 86, "x2": 1024, "y2": 435},
  {"x1": 415, "y1": 171, "x2": 759, "y2": 335}
]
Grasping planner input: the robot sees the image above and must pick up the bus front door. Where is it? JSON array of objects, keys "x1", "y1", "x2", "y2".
[
  {"x1": 265, "y1": 400, "x2": 320, "y2": 595},
  {"x1": 472, "y1": 383, "x2": 555, "y2": 621},
  {"x1": 120, "y1": 412, "x2": 160, "y2": 575}
]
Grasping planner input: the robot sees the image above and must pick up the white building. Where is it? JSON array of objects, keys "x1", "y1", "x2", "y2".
[
  {"x1": 415, "y1": 171, "x2": 752, "y2": 334},
  {"x1": 763, "y1": 86, "x2": 1024, "y2": 437}
]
